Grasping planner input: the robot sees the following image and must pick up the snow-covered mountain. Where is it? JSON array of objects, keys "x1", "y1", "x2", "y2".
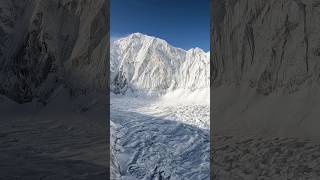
[
  {"x1": 212, "y1": 1, "x2": 320, "y2": 178},
  {"x1": 110, "y1": 33, "x2": 210, "y2": 95},
  {"x1": 0, "y1": 0, "x2": 108, "y2": 103},
  {"x1": 212, "y1": 0, "x2": 320, "y2": 139},
  {"x1": 110, "y1": 33, "x2": 210, "y2": 179}
]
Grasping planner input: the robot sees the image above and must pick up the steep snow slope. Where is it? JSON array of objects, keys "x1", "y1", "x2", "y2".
[
  {"x1": 211, "y1": 1, "x2": 320, "y2": 179},
  {"x1": 110, "y1": 33, "x2": 209, "y2": 95},
  {"x1": 212, "y1": 0, "x2": 320, "y2": 139},
  {"x1": 0, "y1": 0, "x2": 108, "y2": 103}
]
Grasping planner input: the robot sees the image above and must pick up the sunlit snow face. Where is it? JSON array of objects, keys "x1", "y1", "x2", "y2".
[{"x1": 110, "y1": 33, "x2": 210, "y2": 96}]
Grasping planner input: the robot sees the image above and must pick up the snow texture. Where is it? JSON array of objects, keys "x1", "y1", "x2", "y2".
[
  {"x1": 0, "y1": 0, "x2": 110, "y2": 178},
  {"x1": 0, "y1": 91, "x2": 108, "y2": 179},
  {"x1": 111, "y1": 96, "x2": 209, "y2": 180},
  {"x1": 211, "y1": 1, "x2": 320, "y2": 179},
  {"x1": 110, "y1": 33, "x2": 210, "y2": 179},
  {"x1": 212, "y1": 0, "x2": 320, "y2": 139},
  {"x1": 110, "y1": 33, "x2": 209, "y2": 96},
  {"x1": 0, "y1": 0, "x2": 108, "y2": 103},
  {"x1": 213, "y1": 135, "x2": 320, "y2": 179}
]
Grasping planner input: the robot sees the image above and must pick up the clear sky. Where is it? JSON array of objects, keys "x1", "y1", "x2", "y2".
[{"x1": 110, "y1": 0, "x2": 210, "y2": 51}]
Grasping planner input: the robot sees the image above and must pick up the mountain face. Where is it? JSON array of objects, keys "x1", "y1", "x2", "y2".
[
  {"x1": 212, "y1": 0, "x2": 320, "y2": 138},
  {"x1": 110, "y1": 33, "x2": 210, "y2": 95},
  {"x1": 0, "y1": 0, "x2": 108, "y2": 103},
  {"x1": 212, "y1": 0, "x2": 320, "y2": 93}
]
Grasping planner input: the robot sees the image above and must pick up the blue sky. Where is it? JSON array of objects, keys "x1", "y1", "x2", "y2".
[{"x1": 110, "y1": 0, "x2": 210, "y2": 51}]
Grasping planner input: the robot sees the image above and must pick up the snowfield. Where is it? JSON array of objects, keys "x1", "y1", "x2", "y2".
[
  {"x1": 0, "y1": 92, "x2": 108, "y2": 179},
  {"x1": 212, "y1": 135, "x2": 320, "y2": 179},
  {"x1": 110, "y1": 95, "x2": 210, "y2": 179},
  {"x1": 110, "y1": 33, "x2": 210, "y2": 179},
  {"x1": 111, "y1": 89, "x2": 209, "y2": 129}
]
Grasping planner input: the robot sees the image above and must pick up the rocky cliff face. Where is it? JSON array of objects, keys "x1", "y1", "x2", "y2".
[
  {"x1": 0, "y1": 0, "x2": 108, "y2": 103},
  {"x1": 212, "y1": 0, "x2": 320, "y2": 138}
]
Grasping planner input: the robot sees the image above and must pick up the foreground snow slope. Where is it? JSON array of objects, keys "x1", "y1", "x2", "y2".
[
  {"x1": 110, "y1": 33, "x2": 210, "y2": 95},
  {"x1": 213, "y1": 135, "x2": 320, "y2": 179},
  {"x1": 0, "y1": 91, "x2": 108, "y2": 179},
  {"x1": 110, "y1": 96, "x2": 210, "y2": 179}
]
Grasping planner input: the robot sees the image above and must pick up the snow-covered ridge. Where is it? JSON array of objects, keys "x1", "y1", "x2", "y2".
[{"x1": 110, "y1": 33, "x2": 210, "y2": 96}]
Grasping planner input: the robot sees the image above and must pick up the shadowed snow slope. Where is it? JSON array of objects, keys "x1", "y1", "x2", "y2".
[
  {"x1": 0, "y1": 91, "x2": 108, "y2": 179},
  {"x1": 212, "y1": 0, "x2": 320, "y2": 140},
  {"x1": 0, "y1": 1, "x2": 109, "y2": 178},
  {"x1": 0, "y1": 0, "x2": 108, "y2": 103}
]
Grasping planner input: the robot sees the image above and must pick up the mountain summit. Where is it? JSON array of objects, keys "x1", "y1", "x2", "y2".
[{"x1": 110, "y1": 33, "x2": 210, "y2": 95}]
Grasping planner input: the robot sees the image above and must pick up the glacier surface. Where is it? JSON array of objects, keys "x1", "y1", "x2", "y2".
[{"x1": 110, "y1": 33, "x2": 210, "y2": 179}]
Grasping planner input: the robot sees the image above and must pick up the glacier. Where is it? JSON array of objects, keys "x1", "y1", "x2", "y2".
[{"x1": 110, "y1": 33, "x2": 210, "y2": 179}]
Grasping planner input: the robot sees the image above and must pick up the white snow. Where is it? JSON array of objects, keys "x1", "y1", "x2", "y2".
[
  {"x1": 110, "y1": 33, "x2": 210, "y2": 179},
  {"x1": 111, "y1": 93, "x2": 209, "y2": 130},
  {"x1": 110, "y1": 33, "x2": 209, "y2": 96},
  {"x1": 110, "y1": 96, "x2": 210, "y2": 179}
]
